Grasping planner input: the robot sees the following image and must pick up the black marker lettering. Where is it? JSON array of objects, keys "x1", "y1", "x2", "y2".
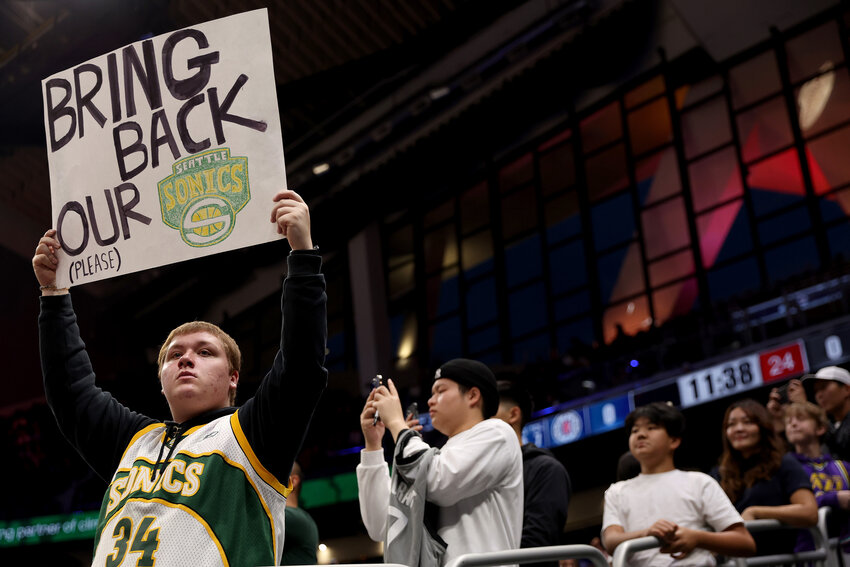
[
  {"x1": 86, "y1": 189, "x2": 120, "y2": 246},
  {"x1": 73, "y1": 64, "x2": 106, "y2": 138},
  {"x1": 106, "y1": 53, "x2": 122, "y2": 122},
  {"x1": 150, "y1": 109, "x2": 180, "y2": 168},
  {"x1": 45, "y1": 78, "x2": 76, "y2": 153},
  {"x1": 162, "y1": 29, "x2": 220, "y2": 100},
  {"x1": 208, "y1": 74, "x2": 267, "y2": 145},
  {"x1": 113, "y1": 121, "x2": 148, "y2": 181},
  {"x1": 177, "y1": 93, "x2": 210, "y2": 153},
  {"x1": 122, "y1": 39, "x2": 162, "y2": 118},
  {"x1": 114, "y1": 182, "x2": 152, "y2": 238},
  {"x1": 57, "y1": 201, "x2": 89, "y2": 257}
]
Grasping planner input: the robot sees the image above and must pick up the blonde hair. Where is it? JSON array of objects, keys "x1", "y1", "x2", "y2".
[
  {"x1": 785, "y1": 401, "x2": 830, "y2": 432},
  {"x1": 157, "y1": 321, "x2": 241, "y2": 405}
]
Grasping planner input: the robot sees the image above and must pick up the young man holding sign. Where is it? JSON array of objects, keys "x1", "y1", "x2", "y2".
[{"x1": 33, "y1": 189, "x2": 326, "y2": 567}]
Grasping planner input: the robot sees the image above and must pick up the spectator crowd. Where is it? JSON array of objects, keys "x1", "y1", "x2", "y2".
[{"x1": 7, "y1": 351, "x2": 850, "y2": 566}]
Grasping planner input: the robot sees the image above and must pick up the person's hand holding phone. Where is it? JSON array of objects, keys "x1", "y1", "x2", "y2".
[
  {"x1": 371, "y1": 375, "x2": 383, "y2": 425},
  {"x1": 372, "y1": 379, "x2": 407, "y2": 442},
  {"x1": 360, "y1": 388, "x2": 386, "y2": 451},
  {"x1": 405, "y1": 402, "x2": 423, "y2": 432},
  {"x1": 786, "y1": 379, "x2": 806, "y2": 403}
]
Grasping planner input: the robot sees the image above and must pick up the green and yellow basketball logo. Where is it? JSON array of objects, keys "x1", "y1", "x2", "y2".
[{"x1": 157, "y1": 149, "x2": 250, "y2": 247}]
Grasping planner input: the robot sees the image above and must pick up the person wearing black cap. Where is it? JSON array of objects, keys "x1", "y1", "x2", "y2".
[{"x1": 357, "y1": 358, "x2": 523, "y2": 567}]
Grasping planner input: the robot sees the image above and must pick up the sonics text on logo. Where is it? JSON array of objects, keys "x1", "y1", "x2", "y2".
[{"x1": 157, "y1": 148, "x2": 250, "y2": 247}]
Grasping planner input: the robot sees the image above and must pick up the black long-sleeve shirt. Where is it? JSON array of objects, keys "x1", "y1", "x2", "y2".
[
  {"x1": 521, "y1": 443, "x2": 571, "y2": 567},
  {"x1": 39, "y1": 249, "x2": 327, "y2": 485}
]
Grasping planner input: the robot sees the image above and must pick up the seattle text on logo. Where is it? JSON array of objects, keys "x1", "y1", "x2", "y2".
[{"x1": 157, "y1": 148, "x2": 250, "y2": 247}]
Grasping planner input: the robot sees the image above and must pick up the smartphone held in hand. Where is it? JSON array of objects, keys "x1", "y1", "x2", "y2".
[
  {"x1": 406, "y1": 402, "x2": 419, "y2": 422},
  {"x1": 372, "y1": 374, "x2": 383, "y2": 425}
]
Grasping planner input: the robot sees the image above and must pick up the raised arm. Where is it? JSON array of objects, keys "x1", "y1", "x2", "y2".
[
  {"x1": 237, "y1": 190, "x2": 328, "y2": 483},
  {"x1": 35, "y1": 229, "x2": 155, "y2": 480},
  {"x1": 356, "y1": 391, "x2": 391, "y2": 541}
]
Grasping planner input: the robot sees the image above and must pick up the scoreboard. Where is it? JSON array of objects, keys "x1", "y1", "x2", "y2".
[{"x1": 522, "y1": 339, "x2": 811, "y2": 449}]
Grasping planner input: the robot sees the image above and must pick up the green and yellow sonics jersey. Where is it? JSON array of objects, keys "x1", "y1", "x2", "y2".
[{"x1": 92, "y1": 412, "x2": 290, "y2": 567}]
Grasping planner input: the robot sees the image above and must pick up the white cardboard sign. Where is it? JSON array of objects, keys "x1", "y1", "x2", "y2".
[{"x1": 42, "y1": 9, "x2": 285, "y2": 287}]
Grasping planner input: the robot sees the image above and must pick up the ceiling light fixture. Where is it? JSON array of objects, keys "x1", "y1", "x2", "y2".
[
  {"x1": 798, "y1": 60, "x2": 835, "y2": 131},
  {"x1": 429, "y1": 86, "x2": 450, "y2": 100}
]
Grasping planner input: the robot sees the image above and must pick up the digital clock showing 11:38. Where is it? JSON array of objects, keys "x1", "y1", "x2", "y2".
[{"x1": 676, "y1": 354, "x2": 762, "y2": 408}]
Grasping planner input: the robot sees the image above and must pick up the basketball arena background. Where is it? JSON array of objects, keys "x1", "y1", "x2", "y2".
[{"x1": 1, "y1": 0, "x2": 849, "y2": 563}]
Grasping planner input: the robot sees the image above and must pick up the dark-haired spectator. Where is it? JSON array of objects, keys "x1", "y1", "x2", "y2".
[
  {"x1": 711, "y1": 399, "x2": 817, "y2": 556},
  {"x1": 616, "y1": 451, "x2": 641, "y2": 482},
  {"x1": 496, "y1": 380, "x2": 571, "y2": 567},
  {"x1": 603, "y1": 402, "x2": 755, "y2": 566},
  {"x1": 281, "y1": 461, "x2": 319, "y2": 565}
]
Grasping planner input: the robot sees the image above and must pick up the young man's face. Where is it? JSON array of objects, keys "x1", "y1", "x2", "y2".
[
  {"x1": 785, "y1": 413, "x2": 821, "y2": 446},
  {"x1": 813, "y1": 380, "x2": 850, "y2": 418},
  {"x1": 160, "y1": 331, "x2": 238, "y2": 423},
  {"x1": 725, "y1": 407, "x2": 761, "y2": 456},
  {"x1": 628, "y1": 416, "x2": 679, "y2": 464},
  {"x1": 428, "y1": 378, "x2": 472, "y2": 437}
]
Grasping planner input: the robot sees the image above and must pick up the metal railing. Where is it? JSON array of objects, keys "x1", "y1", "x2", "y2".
[
  {"x1": 445, "y1": 544, "x2": 610, "y2": 567},
  {"x1": 611, "y1": 514, "x2": 834, "y2": 567},
  {"x1": 286, "y1": 545, "x2": 610, "y2": 567},
  {"x1": 817, "y1": 506, "x2": 842, "y2": 567},
  {"x1": 290, "y1": 509, "x2": 846, "y2": 567},
  {"x1": 610, "y1": 535, "x2": 664, "y2": 567},
  {"x1": 718, "y1": 519, "x2": 828, "y2": 567}
]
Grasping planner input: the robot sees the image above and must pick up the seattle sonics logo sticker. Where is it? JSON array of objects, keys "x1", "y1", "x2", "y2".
[{"x1": 158, "y1": 149, "x2": 250, "y2": 247}]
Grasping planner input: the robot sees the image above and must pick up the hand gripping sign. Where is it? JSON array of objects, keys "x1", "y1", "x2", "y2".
[{"x1": 42, "y1": 9, "x2": 286, "y2": 287}]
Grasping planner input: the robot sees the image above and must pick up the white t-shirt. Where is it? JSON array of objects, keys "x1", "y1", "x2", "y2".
[
  {"x1": 602, "y1": 469, "x2": 744, "y2": 567},
  {"x1": 357, "y1": 419, "x2": 523, "y2": 566}
]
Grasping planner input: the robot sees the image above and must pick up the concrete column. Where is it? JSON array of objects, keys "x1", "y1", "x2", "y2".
[{"x1": 348, "y1": 223, "x2": 392, "y2": 394}]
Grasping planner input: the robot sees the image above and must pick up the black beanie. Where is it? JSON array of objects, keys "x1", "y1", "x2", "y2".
[{"x1": 436, "y1": 358, "x2": 498, "y2": 419}]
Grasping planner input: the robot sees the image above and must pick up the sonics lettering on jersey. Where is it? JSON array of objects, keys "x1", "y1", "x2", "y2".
[{"x1": 106, "y1": 458, "x2": 205, "y2": 515}]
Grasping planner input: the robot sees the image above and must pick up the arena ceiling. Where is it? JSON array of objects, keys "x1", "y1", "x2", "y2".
[
  {"x1": 0, "y1": 0, "x2": 550, "y2": 412},
  {"x1": 0, "y1": 0, "x2": 839, "y2": 412},
  {"x1": 0, "y1": 0, "x2": 528, "y2": 256}
]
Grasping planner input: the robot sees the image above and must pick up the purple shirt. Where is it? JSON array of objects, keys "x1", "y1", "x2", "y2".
[{"x1": 792, "y1": 452, "x2": 850, "y2": 552}]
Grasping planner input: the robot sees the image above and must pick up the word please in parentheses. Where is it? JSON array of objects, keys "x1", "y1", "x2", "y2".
[{"x1": 68, "y1": 246, "x2": 122, "y2": 284}]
